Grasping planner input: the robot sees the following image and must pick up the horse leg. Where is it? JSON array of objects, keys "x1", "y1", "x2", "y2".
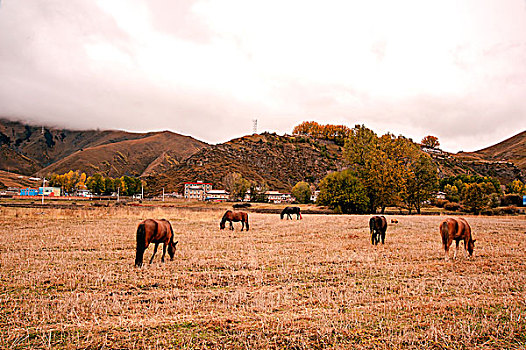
[
  {"x1": 241, "y1": 221, "x2": 244, "y2": 231},
  {"x1": 444, "y1": 239, "x2": 452, "y2": 261},
  {"x1": 454, "y1": 240, "x2": 460, "y2": 260},
  {"x1": 230, "y1": 221, "x2": 234, "y2": 230},
  {"x1": 161, "y1": 243, "x2": 167, "y2": 262},
  {"x1": 149, "y1": 243, "x2": 159, "y2": 264},
  {"x1": 381, "y1": 230, "x2": 385, "y2": 244}
]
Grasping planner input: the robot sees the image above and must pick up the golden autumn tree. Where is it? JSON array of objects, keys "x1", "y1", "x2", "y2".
[
  {"x1": 343, "y1": 125, "x2": 438, "y2": 213},
  {"x1": 343, "y1": 125, "x2": 384, "y2": 212},
  {"x1": 421, "y1": 135, "x2": 440, "y2": 148},
  {"x1": 48, "y1": 170, "x2": 87, "y2": 194},
  {"x1": 401, "y1": 154, "x2": 439, "y2": 214},
  {"x1": 292, "y1": 121, "x2": 350, "y2": 145}
]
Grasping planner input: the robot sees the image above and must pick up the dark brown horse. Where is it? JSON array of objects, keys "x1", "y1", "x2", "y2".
[
  {"x1": 440, "y1": 217, "x2": 475, "y2": 260},
  {"x1": 135, "y1": 219, "x2": 178, "y2": 267},
  {"x1": 280, "y1": 206, "x2": 302, "y2": 220},
  {"x1": 370, "y1": 216, "x2": 387, "y2": 245},
  {"x1": 220, "y1": 210, "x2": 249, "y2": 231}
]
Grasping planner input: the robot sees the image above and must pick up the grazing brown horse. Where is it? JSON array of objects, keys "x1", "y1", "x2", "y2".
[
  {"x1": 440, "y1": 217, "x2": 475, "y2": 260},
  {"x1": 370, "y1": 216, "x2": 387, "y2": 245},
  {"x1": 220, "y1": 210, "x2": 249, "y2": 231},
  {"x1": 280, "y1": 206, "x2": 302, "y2": 220},
  {"x1": 135, "y1": 219, "x2": 178, "y2": 267}
]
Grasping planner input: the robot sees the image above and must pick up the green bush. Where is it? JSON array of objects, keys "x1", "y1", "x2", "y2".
[{"x1": 317, "y1": 170, "x2": 369, "y2": 214}]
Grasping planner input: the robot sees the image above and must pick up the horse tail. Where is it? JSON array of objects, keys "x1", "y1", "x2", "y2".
[
  {"x1": 245, "y1": 213, "x2": 249, "y2": 231},
  {"x1": 135, "y1": 223, "x2": 146, "y2": 267},
  {"x1": 369, "y1": 218, "x2": 376, "y2": 244},
  {"x1": 440, "y1": 220, "x2": 449, "y2": 247}
]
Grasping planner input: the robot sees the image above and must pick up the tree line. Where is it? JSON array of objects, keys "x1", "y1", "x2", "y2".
[
  {"x1": 316, "y1": 125, "x2": 438, "y2": 214},
  {"x1": 48, "y1": 171, "x2": 143, "y2": 196},
  {"x1": 438, "y1": 174, "x2": 525, "y2": 214},
  {"x1": 292, "y1": 121, "x2": 351, "y2": 146}
]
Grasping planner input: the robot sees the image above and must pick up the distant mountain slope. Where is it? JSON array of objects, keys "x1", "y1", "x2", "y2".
[
  {"x1": 0, "y1": 170, "x2": 42, "y2": 190},
  {"x1": 421, "y1": 131, "x2": 525, "y2": 185},
  {"x1": 460, "y1": 130, "x2": 526, "y2": 172},
  {"x1": 38, "y1": 131, "x2": 207, "y2": 177},
  {"x1": 0, "y1": 118, "x2": 149, "y2": 172},
  {"x1": 145, "y1": 133, "x2": 345, "y2": 193},
  {"x1": 0, "y1": 118, "x2": 208, "y2": 177}
]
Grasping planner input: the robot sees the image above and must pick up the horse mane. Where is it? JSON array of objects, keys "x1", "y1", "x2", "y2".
[
  {"x1": 221, "y1": 210, "x2": 231, "y2": 221},
  {"x1": 165, "y1": 219, "x2": 175, "y2": 245}
]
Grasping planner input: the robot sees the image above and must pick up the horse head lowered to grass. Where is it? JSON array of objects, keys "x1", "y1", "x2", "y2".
[
  {"x1": 135, "y1": 219, "x2": 178, "y2": 267},
  {"x1": 280, "y1": 206, "x2": 302, "y2": 220},
  {"x1": 440, "y1": 217, "x2": 475, "y2": 260}
]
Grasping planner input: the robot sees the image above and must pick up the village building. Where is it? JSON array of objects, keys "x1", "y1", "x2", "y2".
[
  {"x1": 184, "y1": 181, "x2": 212, "y2": 200},
  {"x1": 311, "y1": 190, "x2": 320, "y2": 203},
  {"x1": 19, "y1": 187, "x2": 61, "y2": 196},
  {"x1": 39, "y1": 187, "x2": 61, "y2": 196},
  {"x1": 74, "y1": 189, "x2": 92, "y2": 197},
  {"x1": 206, "y1": 189, "x2": 229, "y2": 202},
  {"x1": 436, "y1": 191, "x2": 446, "y2": 200},
  {"x1": 20, "y1": 188, "x2": 39, "y2": 196},
  {"x1": 265, "y1": 190, "x2": 293, "y2": 203}
]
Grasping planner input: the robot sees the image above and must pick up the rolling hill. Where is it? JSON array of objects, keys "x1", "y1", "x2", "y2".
[
  {"x1": 0, "y1": 118, "x2": 208, "y2": 178},
  {"x1": 459, "y1": 131, "x2": 526, "y2": 172},
  {"x1": 38, "y1": 131, "x2": 208, "y2": 178},
  {"x1": 144, "y1": 133, "x2": 345, "y2": 193}
]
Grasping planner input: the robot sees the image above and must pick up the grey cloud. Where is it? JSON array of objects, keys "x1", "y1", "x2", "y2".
[
  {"x1": 0, "y1": 1, "x2": 525, "y2": 152},
  {"x1": 146, "y1": 0, "x2": 212, "y2": 43}
]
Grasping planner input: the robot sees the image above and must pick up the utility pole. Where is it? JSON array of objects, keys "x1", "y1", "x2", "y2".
[
  {"x1": 162, "y1": 188, "x2": 165, "y2": 202},
  {"x1": 141, "y1": 183, "x2": 144, "y2": 200},
  {"x1": 117, "y1": 187, "x2": 119, "y2": 202},
  {"x1": 253, "y1": 119, "x2": 258, "y2": 134},
  {"x1": 41, "y1": 178, "x2": 46, "y2": 205}
]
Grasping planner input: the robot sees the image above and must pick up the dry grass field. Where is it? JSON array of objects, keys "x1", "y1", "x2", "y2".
[{"x1": 1, "y1": 206, "x2": 525, "y2": 349}]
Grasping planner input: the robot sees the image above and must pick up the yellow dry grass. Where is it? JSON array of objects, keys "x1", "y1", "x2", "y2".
[{"x1": 0, "y1": 206, "x2": 525, "y2": 349}]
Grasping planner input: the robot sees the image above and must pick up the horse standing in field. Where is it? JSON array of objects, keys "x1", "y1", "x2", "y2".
[
  {"x1": 370, "y1": 216, "x2": 387, "y2": 245},
  {"x1": 220, "y1": 210, "x2": 249, "y2": 231},
  {"x1": 440, "y1": 217, "x2": 476, "y2": 260},
  {"x1": 280, "y1": 206, "x2": 302, "y2": 220},
  {"x1": 135, "y1": 219, "x2": 178, "y2": 267}
]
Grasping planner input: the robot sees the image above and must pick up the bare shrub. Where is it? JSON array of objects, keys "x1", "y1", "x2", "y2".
[{"x1": 443, "y1": 202, "x2": 460, "y2": 211}]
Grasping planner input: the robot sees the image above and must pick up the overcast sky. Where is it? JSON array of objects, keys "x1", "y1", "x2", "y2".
[{"x1": 0, "y1": 1, "x2": 525, "y2": 151}]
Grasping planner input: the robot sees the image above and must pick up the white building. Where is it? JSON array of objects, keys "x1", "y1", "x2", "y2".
[
  {"x1": 265, "y1": 191, "x2": 293, "y2": 203},
  {"x1": 184, "y1": 181, "x2": 212, "y2": 200},
  {"x1": 311, "y1": 190, "x2": 320, "y2": 203},
  {"x1": 206, "y1": 189, "x2": 229, "y2": 201},
  {"x1": 75, "y1": 189, "x2": 92, "y2": 198}
]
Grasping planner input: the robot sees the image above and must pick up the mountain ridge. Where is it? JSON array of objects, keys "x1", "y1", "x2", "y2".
[{"x1": 0, "y1": 118, "x2": 524, "y2": 194}]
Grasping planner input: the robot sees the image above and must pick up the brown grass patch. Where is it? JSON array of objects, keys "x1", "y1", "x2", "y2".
[{"x1": 1, "y1": 207, "x2": 525, "y2": 349}]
